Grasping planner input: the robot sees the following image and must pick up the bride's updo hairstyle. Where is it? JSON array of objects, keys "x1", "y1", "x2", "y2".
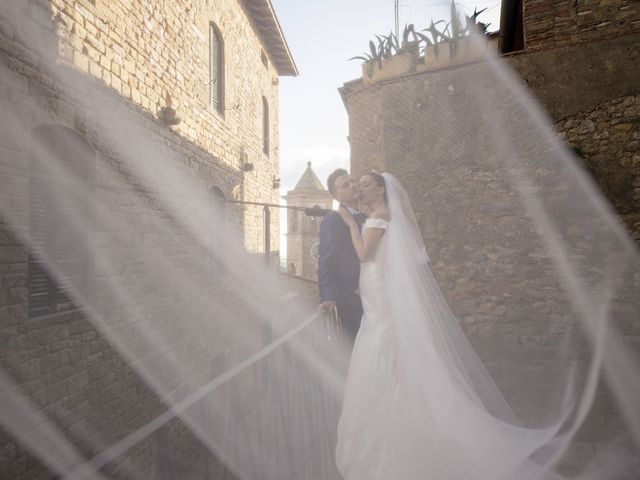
[{"x1": 365, "y1": 171, "x2": 388, "y2": 203}]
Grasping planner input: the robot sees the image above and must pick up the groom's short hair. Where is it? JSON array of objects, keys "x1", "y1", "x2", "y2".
[{"x1": 327, "y1": 168, "x2": 349, "y2": 196}]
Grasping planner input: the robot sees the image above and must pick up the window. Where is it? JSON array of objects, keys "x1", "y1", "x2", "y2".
[
  {"x1": 261, "y1": 49, "x2": 268, "y2": 69},
  {"x1": 499, "y1": 0, "x2": 524, "y2": 54},
  {"x1": 28, "y1": 125, "x2": 95, "y2": 318},
  {"x1": 288, "y1": 209, "x2": 298, "y2": 234},
  {"x1": 209, "y1": 23, "x2": 224, "y2": 114},
  {"x1": 262, "y1": 96, "x2": 269, "y2": 156}
]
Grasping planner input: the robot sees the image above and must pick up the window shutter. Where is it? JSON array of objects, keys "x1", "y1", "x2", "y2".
[
  {"x1": 28, "y1": 125, "x2": 94, "y2": 318},
  {"x1": 209, "y1": 24, "x2": 224, "y2": 113},
  {"x1": 262, "y1": 97, "x2": 269, "y2": 155}
]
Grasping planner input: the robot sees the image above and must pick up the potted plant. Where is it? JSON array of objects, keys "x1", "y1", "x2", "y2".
[
  {"x1": 419, "y1": 4, "x2": 489, "y2": 70},
  {"x1": 351, "y1": 2, "x2": 491, "y2": 81},
  {"x1": 351, "y1": 25, "x2": 421, "y2": 84}
]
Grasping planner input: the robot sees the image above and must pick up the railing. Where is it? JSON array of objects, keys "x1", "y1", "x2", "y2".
[
  {"x1": 67, "y1": 308, "x2": 327, "y2": 478},
  {"x1": 223, "y1": 199, "x2": 330, "y2": 266}
]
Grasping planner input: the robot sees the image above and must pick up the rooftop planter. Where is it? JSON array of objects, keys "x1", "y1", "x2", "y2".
[
  {"x1": 361, "y1": 39, "x2": 420, "y2": 85},
  {"x1": 419, "y1": 36, "x2": 489, "y2": 73},
  {"x1": 351, "y1": 2, "x2": 490, "y2": 84}
]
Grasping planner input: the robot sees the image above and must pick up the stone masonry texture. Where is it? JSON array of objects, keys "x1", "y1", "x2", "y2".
[
  {"x1": 523, "y1": 0, "x2": 640, "y2": 52},
  {"x1": 341, "y1": 0, "x2": 640, "y2": 468},
  {"x1": 0, "y1": 0, "x2": 290, "y2": 478},
  {"x1": 45, "y1": 0, "x2": 282, "y2": 254}
]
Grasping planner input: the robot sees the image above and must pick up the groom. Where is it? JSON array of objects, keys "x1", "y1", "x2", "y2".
[{"x1": 318, "y1": 168, "x2": 365, "y2": 343}]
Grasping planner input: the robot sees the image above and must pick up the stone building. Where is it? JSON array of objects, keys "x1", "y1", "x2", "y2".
[
  {"x1": 3, "y1": 0, "x2": 297, "y2": 253},
  {"x1": 499, "y1": 0, "x2": 640, "y2": 239},
  {"x1": 283, "y1": 162, "x2": 332, "y2": 281},
  {"x1": 0, "y1": 1, "x2": 297, "y2": 478},
  {"x1": 338, "y1": 0, "x2": 639, "y2": 469},
  {"x1": 340, "y1": 0, "x2": 640, "y2": 311}
]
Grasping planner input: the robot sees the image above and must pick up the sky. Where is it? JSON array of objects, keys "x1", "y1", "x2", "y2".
[{"x1": 271, "y1": 0, "x2": 503, "y2": 259}]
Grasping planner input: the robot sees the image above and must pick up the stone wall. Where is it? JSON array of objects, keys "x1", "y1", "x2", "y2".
[
  {"x1": 43, "y1": 0, "x2": 282, "y2": 253},
  {"x1": 503, "y1": 29, "x2": 640, "y2": 239},
  {"x1": 344, "y1": 63, "x2": 589, "y2": 339},
  {"x1": 0, "y1": 68, "x2": 235, "y2": 480},
  {"x1": 0, "y1": 0, "x2": 289, "y2": 478},
  {"x1": 556, "y1": 94, "x2": 640, "y2": 239},
  {"x1": 340, "y1": 0, "x2": 640, "y2": 464},
  {"x1": 504, "y1": 33, "x2": 639, "y2": 121},
  {"x1": 341, "y1": 52, "x2": 640, "y2": 461},
  {"x1": 523, "y1": 0, "x2": 640, "y2": 51}
]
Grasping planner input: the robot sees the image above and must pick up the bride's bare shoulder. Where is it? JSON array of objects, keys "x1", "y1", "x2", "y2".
[{"x1": 370, "y1": 208, "x2": 390, "y2": 222}]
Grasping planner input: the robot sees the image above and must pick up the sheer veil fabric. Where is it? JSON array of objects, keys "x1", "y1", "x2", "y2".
[
  {"x1": 0, "y1": 3, "x2": 639, "y2": 479},
  {"x1": 336, "y1": 173, "x2": 638, "y2": 480}
]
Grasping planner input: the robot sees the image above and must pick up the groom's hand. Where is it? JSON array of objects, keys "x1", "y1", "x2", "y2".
[
  {"x1": 319, "y1": 300, "x2": 336, "y2": 311},
  {"x1": 337, "y1": 206, "x2": 357, "y2": 229}
]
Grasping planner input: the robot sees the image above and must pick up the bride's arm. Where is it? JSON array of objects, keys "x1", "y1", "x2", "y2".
[{"x1": 338, "y1": 208, "x2": 385, "y2": 263}]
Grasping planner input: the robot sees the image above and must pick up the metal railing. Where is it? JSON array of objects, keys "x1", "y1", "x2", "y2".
[{"x1": 223, "y1": 199, "x2": 330, "y2": 265}]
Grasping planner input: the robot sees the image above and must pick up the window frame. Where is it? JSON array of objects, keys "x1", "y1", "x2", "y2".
[
  {"x1": 27, "y1": 124, "x2": 95, "y2": 319},
  {"x1": 262, "y1": 96, "x2": 269, "y2": 156},
  {"x1": 209, "y1": 22, "x2": 225, "y2": 116}
]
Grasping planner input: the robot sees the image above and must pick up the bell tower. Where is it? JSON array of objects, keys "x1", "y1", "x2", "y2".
[{"x1": 283, "y1": 162, "x2": 333, "y2": 281}]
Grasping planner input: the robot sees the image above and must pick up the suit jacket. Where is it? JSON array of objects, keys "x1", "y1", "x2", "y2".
[{"x1": 318, "y1": 208, "x2": 364, "y2": 304}]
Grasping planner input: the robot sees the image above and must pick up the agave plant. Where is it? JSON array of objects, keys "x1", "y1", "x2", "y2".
[
  {"x1": 350, "y1": 1, "x2": 490, "y2": 69},
  {"x1": 466, "y1": 6, "x2": 490, "y2": 35},
  {"x1": 349, "y1": 38, "x2": 385, "y2": 66},
  {"x1": 349, "y1": 24, "x2": 419, "y2": 63},
  {"x1": 450, "y1": 1, "x2": 464, "y2": 40},
  {"x1": 421, "y1": 19, "x2": 448, "y2": 57}
]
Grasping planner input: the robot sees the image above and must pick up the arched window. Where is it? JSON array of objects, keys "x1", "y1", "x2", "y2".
[
  {"x1": 262, "y1": 96, "x2": 269, "y2": 156},
  {"x1": 28, "y1": 125, "x2": 95, "y2": 318},
  {"x1": 209, "y1": 23, "x2": 224, "y2": 114}
]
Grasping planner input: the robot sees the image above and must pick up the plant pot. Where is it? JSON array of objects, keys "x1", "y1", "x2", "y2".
[
  {"x1": 419, "y1": 42, "x2": 452, "y2": 72},
  {"x1": 362, "y1": 44, "x2": 419, "y2": 85},
  {"x1": 450, "y1": 36, "x2": 487, "y2": 66},
  {"x1": 418, "y1": 37, "x2": 487, "y2": 72}
]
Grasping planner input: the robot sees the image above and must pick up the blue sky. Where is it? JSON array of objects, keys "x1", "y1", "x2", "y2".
[{"x1": 271, "y1": 0, "x2": 502, "y2": 257}]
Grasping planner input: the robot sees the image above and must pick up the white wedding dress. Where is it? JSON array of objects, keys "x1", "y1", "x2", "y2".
[{"x1": 335, "y1": 174, "x2": 571, "y2": 480}]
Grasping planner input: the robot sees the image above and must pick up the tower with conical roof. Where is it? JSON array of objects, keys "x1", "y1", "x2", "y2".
[{"x1": 283, "y1": 162, "x2": 333, "y2": 281}]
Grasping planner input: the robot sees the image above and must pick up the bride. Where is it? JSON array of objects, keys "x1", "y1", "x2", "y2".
[{"x1": 334, "y1": 171, "x2": 571, "y2": 480}]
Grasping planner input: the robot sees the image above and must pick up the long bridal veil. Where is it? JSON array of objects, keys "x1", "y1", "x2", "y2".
[
  {"x1": 0, "y1": 2, "x2": 639, "y2": 479},
  {"x1": 382, "y1": 172, "x2": 639, "y2": 478}
]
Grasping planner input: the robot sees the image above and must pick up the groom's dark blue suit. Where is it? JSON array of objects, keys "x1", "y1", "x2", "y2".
[{"x1": 318, "y1": 207, "x2": 365, "y2": 342}]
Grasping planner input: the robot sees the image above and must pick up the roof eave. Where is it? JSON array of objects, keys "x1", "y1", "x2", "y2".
[{"x1": 243, "y1": 0, "x2": 299, "y2": 77}]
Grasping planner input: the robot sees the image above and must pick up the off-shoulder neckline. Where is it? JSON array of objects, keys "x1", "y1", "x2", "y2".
[{"x1": 365, "y1": 217, "x2": 389, "y2": 225}]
